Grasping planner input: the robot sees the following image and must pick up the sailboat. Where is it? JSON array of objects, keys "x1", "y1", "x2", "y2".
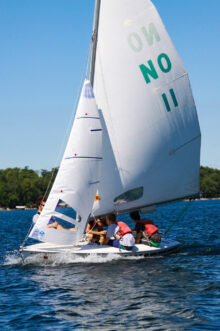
[{"x1": 20, "y1": 0, "x2": 201, "y2": 262}]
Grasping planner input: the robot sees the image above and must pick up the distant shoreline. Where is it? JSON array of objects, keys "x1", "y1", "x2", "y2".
[
  {"x1": 1, "y1": 198, "x2": 220, "y2": 212},
  {"x1": 197, "y1": 198, "x2": 220, "y2": 200},
  {"x1": 0, "y1": 208, "x2": 36, "y2": 212}
]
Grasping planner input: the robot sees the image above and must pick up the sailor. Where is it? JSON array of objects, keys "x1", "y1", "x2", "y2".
[
  {"x1": 104, "y1": 213, "x2": 135, "y2": 251},
  {"x1": 130, "y1": 211, "x2": 161, "y2": 247},
  {"x1": 32, "y1": 198, "x2": 46, "y2": 224},
  {"x1": 86, "y1": 218, "x2": 107, "y2": 244}
]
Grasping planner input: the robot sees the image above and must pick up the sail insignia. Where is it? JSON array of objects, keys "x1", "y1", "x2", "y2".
[{"x1": 84, "y1": 81, "x2": 95, "y2": 98}]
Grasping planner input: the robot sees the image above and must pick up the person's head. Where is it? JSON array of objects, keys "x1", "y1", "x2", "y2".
[
  {"x1": 96, "y1": 218, "x2": 106, "y2": 229},
  {"x1": 105, "y1": 213, "x2": 116, "y2": 226},
  {"x1": 37, "y1": 197, "x2": 46, "y2": 213},
  {"x1": 129, "y1": 211, "x2": 140, "y2": 222}
]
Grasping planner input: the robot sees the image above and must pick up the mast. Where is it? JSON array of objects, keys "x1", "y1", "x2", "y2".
[{"x1": 89, "y1": 0, "x2": 101, "y2": 87}]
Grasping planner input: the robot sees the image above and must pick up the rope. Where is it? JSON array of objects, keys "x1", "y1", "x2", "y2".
[{"x1": 163, "y1": 200, "x2": 192, "y2": 236}]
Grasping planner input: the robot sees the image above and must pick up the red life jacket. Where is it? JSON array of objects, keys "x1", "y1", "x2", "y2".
[
  {"x1": 114, "y1": 221, "x2": 132, "y2": 238},
  {"x1": 138, "y1": 219, "x2": 158, "y2": 237}
]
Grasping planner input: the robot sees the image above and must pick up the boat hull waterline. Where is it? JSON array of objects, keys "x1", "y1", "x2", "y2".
[{"x1": 20, "y1": 238, "x2": 180, "y2": 263}]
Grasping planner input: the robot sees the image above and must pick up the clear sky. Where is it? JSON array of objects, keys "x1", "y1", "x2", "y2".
[{"x1": 0, "y1": 0, "x2": 219, "y2": 171}]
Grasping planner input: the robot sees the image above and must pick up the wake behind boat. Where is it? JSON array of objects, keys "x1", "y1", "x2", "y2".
[{"x1": 20, "y1": 0, "x2": 200, "y2": 263}]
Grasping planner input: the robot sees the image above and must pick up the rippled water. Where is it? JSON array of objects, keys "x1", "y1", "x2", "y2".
[{"x1": 0, "y1": 200, "x2": 220, "y2": 330}]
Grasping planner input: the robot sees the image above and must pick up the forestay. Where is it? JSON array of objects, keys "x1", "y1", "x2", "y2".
[
  {"x1": 29, "y1": 80, "x2": 102, "y2": 245},
  {"x1": 92, "y1": 0, "x2": 201, "y2": 216}
]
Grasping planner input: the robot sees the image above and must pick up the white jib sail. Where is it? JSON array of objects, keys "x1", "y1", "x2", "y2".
[
  {"x1": 92, "y1": 0, "x2": 201, "y2": 216},
  {"x1": 29, "y1": 80, "x2": 102, "y2": 245}
]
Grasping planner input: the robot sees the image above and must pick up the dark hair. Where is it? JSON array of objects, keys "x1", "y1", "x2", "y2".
[
  {"x1": 98, "y1": 218, "x2": 107, "y2": 226},
  {"x1": 36, "y1": 196, "x2": 46, "y2": 208},
  {"x1": 106, "y1": 213, "x2": 116, "y2": 222},
  {"x1": 129, "y1": 211, "x2": 140, "y2": 220}
]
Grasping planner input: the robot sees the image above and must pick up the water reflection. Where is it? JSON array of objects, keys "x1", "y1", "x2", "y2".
[{"x1": 27, "y1": 256, "x2": 211, "y2": 329}]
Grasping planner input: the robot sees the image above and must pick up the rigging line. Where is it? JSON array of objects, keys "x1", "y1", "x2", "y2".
[
  {"x1": 20, "y1": 221, "x2": 35, "y2": 249},
  {"x1": 163, "y1": 200, "x2": 193, "y2": 236},
  {"x1": 169, "y1": 134, "x2": 201, "y2": 156}
]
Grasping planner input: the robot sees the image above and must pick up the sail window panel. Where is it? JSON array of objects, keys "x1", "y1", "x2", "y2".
[
  {"x1": 55, "y1": 199, "x2": 77, "y2": 220},
  {"x1": 48, "y1": 215, "x2": 76, "y2": 230},
  {"x1": 114, "y1": 187, "x2": 144, "y2": 205}
]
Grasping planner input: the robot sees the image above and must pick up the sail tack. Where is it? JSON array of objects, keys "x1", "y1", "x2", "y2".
[
  {"x1": 29, "y1": 80, "x2": 102, "y2": 245},
  {"x1": 92, "y1": 0, "x2": 201, "y2": 215}
]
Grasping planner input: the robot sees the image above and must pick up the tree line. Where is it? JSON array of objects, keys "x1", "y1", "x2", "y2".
[
  {"x1": 0, "y1": 166, "x2": 219, "y2": 209},
  {"x1": 200, "y1": 166, "x2": 220, "y2": 198},
  {"x1": 0, "y1": 167, "x2": 58, "y2": 209}
]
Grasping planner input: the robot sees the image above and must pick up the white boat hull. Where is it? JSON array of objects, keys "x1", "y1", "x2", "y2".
[{"x1": 20, "y1": 238, "x2": 180, "y2": 263}]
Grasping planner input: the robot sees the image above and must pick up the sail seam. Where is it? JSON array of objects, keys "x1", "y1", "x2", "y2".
[
  {"x1": 169, "y1": 134, "x2": 201, "y2": 155},
  {"x1": 155, "y1": 72, "x2": 188, "y2": 91}
]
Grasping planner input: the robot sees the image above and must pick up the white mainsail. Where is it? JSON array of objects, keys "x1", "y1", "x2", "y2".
[
  {"x1": 29, "y1": 80, "x2": 102, "y2": 245},
  {"x1": 92, "y1": 0, "x2": 201, "y2": 216}
]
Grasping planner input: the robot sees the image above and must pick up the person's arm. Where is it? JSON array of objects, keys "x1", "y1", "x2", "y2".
[
  {"x1": 132, "y1": 224, "x2": 137, "y2": 234},
  {"x1": 90, "y1": 230, "x2": 107, "y2": 236},
  {"x1": 104, "y1": 236, "x2": 110, "y2": 245},
  {"x1": 135, "y1": 223, "x2": 142, "y2": 243},
  {"x1": 86, "y1": 223, "x2": 92, "y2": 233},
  {"x1": 47, "y1": 221, "x2": 58, "y2": 228},
  {"x1": 135, "y1": 232, "x2": 142, "y2": 244},
  {"x1": 32, "y1": 213, "x2": 39, "y2": 224}
]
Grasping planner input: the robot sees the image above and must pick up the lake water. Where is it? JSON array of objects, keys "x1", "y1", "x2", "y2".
[{"x1": 0, "y1": 200, "x2": 219, "y2": 330}]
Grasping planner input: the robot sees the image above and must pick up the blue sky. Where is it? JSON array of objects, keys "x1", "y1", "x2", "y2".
[{"x1": 0, "y1": 0, "x2": 219, "y2": 171}]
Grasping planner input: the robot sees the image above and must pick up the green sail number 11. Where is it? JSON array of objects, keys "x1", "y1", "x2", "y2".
[
  {"x1": 127, "y1": 22, "x2": 179, "y2": 113},
  {"x1": 139, "y1": 53, "x2": 178, "y2": 112}
]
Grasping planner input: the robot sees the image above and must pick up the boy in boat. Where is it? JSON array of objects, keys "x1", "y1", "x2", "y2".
[
  {"x1": 130, "y1": 211, "x2": 161, "y2": 247},
  {"x1": 104, "y1": 213, "x2": 135, "y2": 251},
  {"x1": 32, "y1": 198, "x2": 46, "y2": 224},
  {"x1": 85, "y1": 218, "x2": 107, "y2": 245}
]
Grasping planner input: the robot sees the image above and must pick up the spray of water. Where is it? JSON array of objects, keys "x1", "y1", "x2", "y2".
[{"x1": 2, "y1": 249, "x2": 146, "y2": 266}]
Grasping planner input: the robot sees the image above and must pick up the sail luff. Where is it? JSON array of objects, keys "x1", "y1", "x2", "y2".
[{"x1": 89, "y1": 0, "x2": 101, "y2": 86}]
